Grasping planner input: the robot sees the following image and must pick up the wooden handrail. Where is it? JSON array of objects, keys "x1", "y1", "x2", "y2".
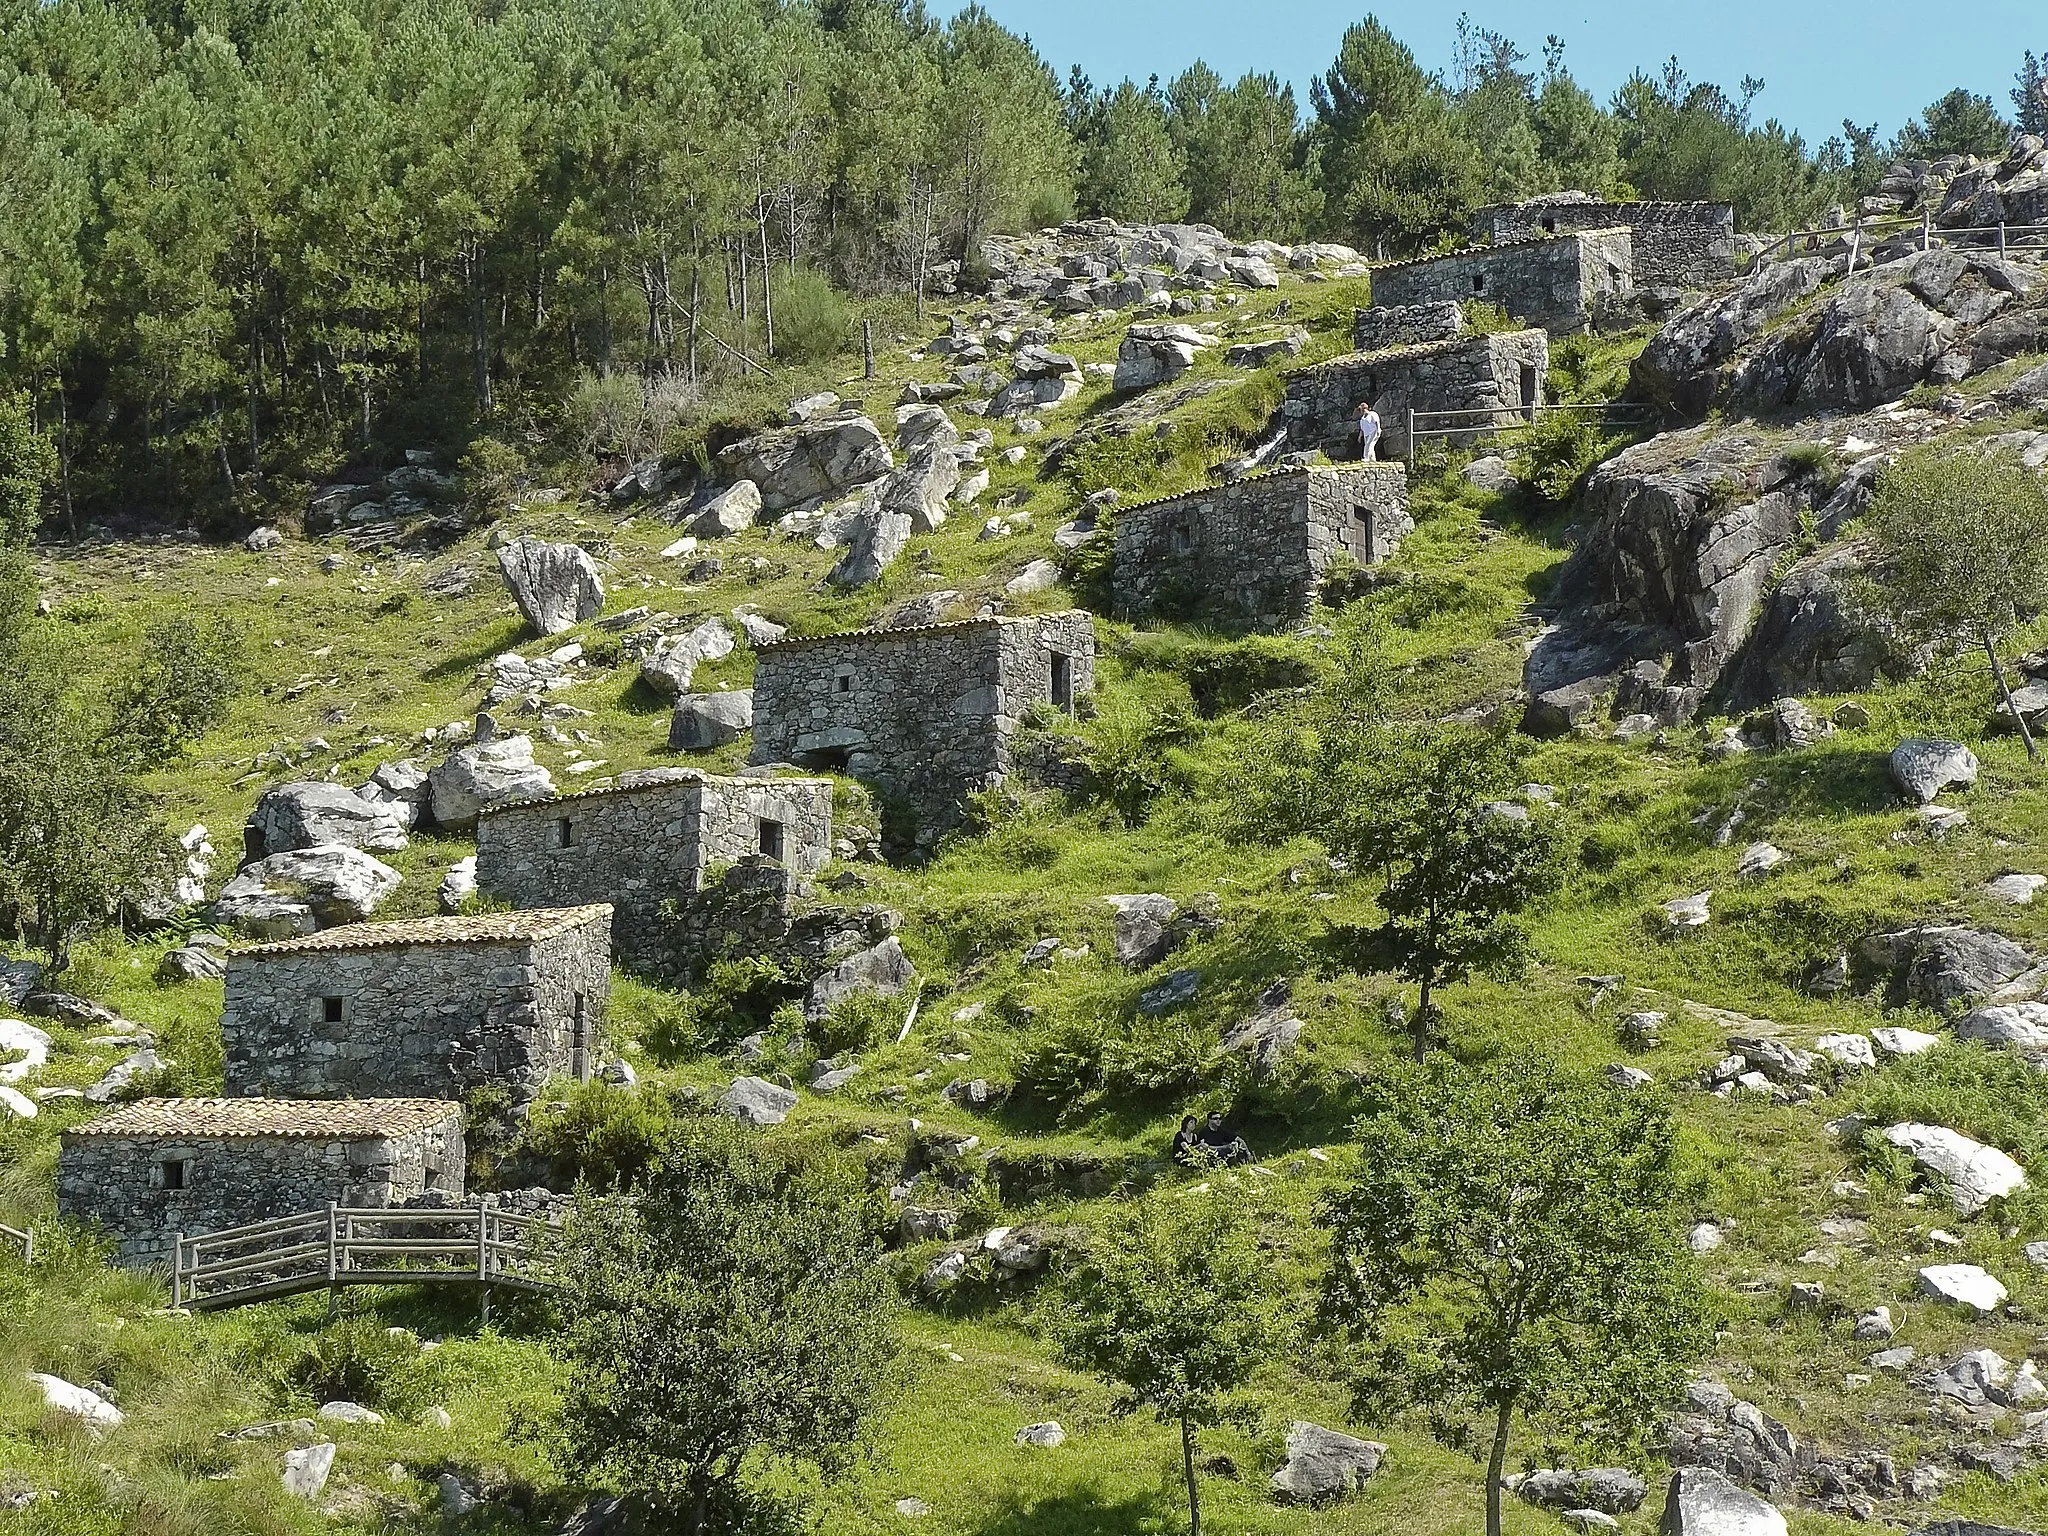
[
  {"x1": 171, "y1": 1201, "x2": 562, "y2": 1311},
  {"x1": 0, "y1": 1222, "x2": 30, "y2": 1266}
]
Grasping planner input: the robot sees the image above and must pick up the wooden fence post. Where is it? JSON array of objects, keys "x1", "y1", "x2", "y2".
[
  {"x1": 326, "y1": 1203, "x2": 339, "y2": 1319},
  {"x1": 862, "y1": 319, "x2": 874, "y2": 380},
  {"x1": 171, "y1": 1232, "x2": 181, "y2": 1308}
]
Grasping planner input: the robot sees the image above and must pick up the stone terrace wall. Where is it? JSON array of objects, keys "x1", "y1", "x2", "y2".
[
  {"x1": 57, "y1": 1120, "x2": 463, "y2": 1270},
  {"x1": 656, "y1": 860, "x2": 900, "y2": 988},
  {"x1": 476, "y1": 773, "x2": 832, "y2": 964},
  {"x1": 1112, "y1": 466, "x2": 1412, "y2": 631},
  {"x1": 1280, "y1": 331, "x2": 1550, "y2": 460},
  {"x1": 1478, "y1": 199, "x2": 1736, "y2": 287},
  {"x1": 750, "y1": 613, "x2": 1097, "y2": 846},
  {"x1": 1352, "y1": 300, "x2": 1465, "y2": 353},
  {"x1": 1371, "y1": 230, "x2": 1633, "y2": 333},
  {"x1": 221, "y1": 914, "x2": 611, "y2": 1103}
]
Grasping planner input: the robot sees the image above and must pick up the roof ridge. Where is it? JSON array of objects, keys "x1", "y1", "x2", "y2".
[
  {"x1": 1368, "y1": 226, "x2": 1633, "y2": 274},
  {"x1": 65, "y1": 1096, "x2": 463, "y2": 1140},
  {"x1": 478, "y1": 770, "x2": 832, "y2": 820},
  {"x1": 1111, "y1": 462, "x2": 1407, "y2": 520},
  {"x1": 753, "y1": 610, "x2": 1094, "y2": 654},
  {"x1": 234, "y1": 904, "x2": 612, "y2": 958}
]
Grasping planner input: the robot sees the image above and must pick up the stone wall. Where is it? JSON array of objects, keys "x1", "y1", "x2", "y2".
[
  {"x1": 655, "y1": 859, "x2": 900, "y2": 989},
  {"x1": 1111, "y1": 466, "x2": 1412, "y2": 631},
  {"x1": 221, "y1": 911, "x2": 612, "y2": 1104},
  {"x1": 1476, "y1": 199, "x2": 1737, "y2": 288},
  {"x1": 1370, "y1": 230, "x2": 1632, "y2": 333},
  {"x1": 57, "y1": 1113, "x2": 464, "y2": 1270},
  {"x1": 1352, "y1": 300, "x2": 1465, "y2": 353},
  {"x1": 750, "y1": 613, "x2": 1097, "y2": 848},
  {"x1": 1279, "y1": 331, "x2": 1550, "y2": 460},
  {"x1": 475, "y1": 772, "x2": 832, "y2": 965}
]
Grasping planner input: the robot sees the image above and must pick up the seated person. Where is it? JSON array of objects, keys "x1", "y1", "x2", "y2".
[
  {"x1": 1170, "y1": 1114, "x2": 1203, "y2": 1167},
  {"x1": 1197, "y1": 1110, "x2": 1252, "y2": 1167}
]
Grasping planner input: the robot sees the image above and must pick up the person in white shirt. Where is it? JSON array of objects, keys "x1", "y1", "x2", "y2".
[{"x1": 1355, "y1": 399, "x2": 1382, "y2": 461}]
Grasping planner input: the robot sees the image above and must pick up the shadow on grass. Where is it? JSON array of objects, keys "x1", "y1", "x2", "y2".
[{"x1": 971, "y1": 1484, "x2": 1166, "y2": 1536}]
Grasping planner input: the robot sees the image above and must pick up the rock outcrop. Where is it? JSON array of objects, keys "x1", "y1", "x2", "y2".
[
  {"x1": 496, "y1": 537, "x2": 604, "y2": 636},
  {"x1": 717, "y1": 414, "x2": 893, "y2": 512}
]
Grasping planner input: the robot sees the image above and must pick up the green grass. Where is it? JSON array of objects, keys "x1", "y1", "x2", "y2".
[{"x1": 7, "y1": 264, "x2": 2048, "y2": 1532}]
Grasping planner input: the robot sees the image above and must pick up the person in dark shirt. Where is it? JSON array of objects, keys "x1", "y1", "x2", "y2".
[
  {"x1": 1170, "y1": 1115, "x2": 1202, "y2": 1167},
  {"x1": 1197, "y1": 1110, "x2": 1251, "y2": 1166}
]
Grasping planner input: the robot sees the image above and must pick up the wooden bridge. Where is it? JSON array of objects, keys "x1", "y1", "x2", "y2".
[{"x1": 171, "y1": 1202, "x2": 561, "y2": 1315}]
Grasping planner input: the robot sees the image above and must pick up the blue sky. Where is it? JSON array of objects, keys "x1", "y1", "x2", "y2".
[{"x1": 963, "y1": 2, "x2": 2041, "y2": 147}]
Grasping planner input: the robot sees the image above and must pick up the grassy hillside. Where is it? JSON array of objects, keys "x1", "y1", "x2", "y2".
[{"x1": 4, "y1": 251, "x2": 2048, "y2": 1536}]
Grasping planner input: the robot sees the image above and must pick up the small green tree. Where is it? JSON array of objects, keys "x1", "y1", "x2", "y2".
[
  {"x1": 549, "y1": 1118, "x2": 898, "y2": 1535},
  {"x1": 1051, "y1": 1185, "x2": 1291, "y2": 1536},
  {"x1": 1233, "y1": 631, "x2": 1564, "y2": 1059},
  {"x1": 1864, "y1": 443, "x2": 2048, "y2": 759},
  {"x1": 110, "y1": 615, "x2": 243, "y2": 765},
  {"x1": 0, "y1": 392, "x2": 55, "y2": 547},
  {"x1": 1323, "y1": 1054, "x2": 1713, "y2": 1536},
  {"x1": 1894, "y1": 88, "x2": 2011, "y2": 160}
]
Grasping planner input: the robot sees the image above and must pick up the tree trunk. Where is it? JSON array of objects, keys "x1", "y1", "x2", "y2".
[
  {"x1": 1986, "y1": 630, "x2": 2038, "y2": 760},
  {"x1": 1180, "y1": 1411, "x2": 1202, "y2": 1536},
  {"x1": 469, "y1": 241, "x2": 492, "y2": 415},
  {"x1": 1485, "y1": 1398, "x2": 1513, "y2": 1536},
  {"x1": 758, "y1": 183, "x2": 775, "y2": 359},
  {"x1": 688, "y1": 261, "x2": 701, "y2": 385},
  {"x1": 1413, "y1": 975, "x2": 1432, "y2": 1063}
]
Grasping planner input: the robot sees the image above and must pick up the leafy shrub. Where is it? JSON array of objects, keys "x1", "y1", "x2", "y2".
[
  {"x1": 459, "y1": 434, "x2": 527, "y2": 523},
  {"x1": 111, "y1": 616, "x2": 243, "y2": 764},
  {"x1": 1081, "y1": 694, "x2": 1199, "y2": 825},
  {"x1": 1516, "y1": 412, "x2": 1612, "y2": 505},
  {"x1": 565, "y1": 369, "x2": 700, "y2": 461},
  {"x1": 811, "y1": 985, "x2": 904, "y2": 1059},
  {"x1": 1016, "y1": 1007, "x2": 1215, "y2": 1119},
  {"x1": 1460, "y1": 299, "x2": 1518, "y2": 335},
  {"x1": 1842, "y1": 1042, "x2": 2048, "y2": 1168},
  {"x1": 522, "y1": 1078, "x2": 677, "y2": 1190},
  {"x1": 769, "y1": 268, "x2": 854, "y2": 364},
  {"x1": 289, "y1": 1317, "x2": 416, "y2": 1409}
]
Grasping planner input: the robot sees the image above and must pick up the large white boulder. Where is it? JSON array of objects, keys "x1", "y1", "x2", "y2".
[
  {"x1": 0, "y1": 1018, "x2": 52, "y2": 1084},
  {"x1": 282, "y1": 1442, "x2": 336, "y2": 1499},
  {"x1": 719, "y1": 1076, "x2": 798, "y2": 1127},
  {"x1": 719, "y1": 415, "x2": 894, "y2": 511},
  {"x1": 1882, "y1": 1123, "x2": 2028, "y2": 1215},
  {"x1": 1269, "y1": 1421, "x2": 1386, "y2": 1503},
  {"x1": 249, "y1": 781, "x2": 409, "y2": 855},
  {"x1": 28, "y1": 1372, "x2": 123, "y2": 1431},
  {"x1": 1659, "y1": 1468, "x2": 1787, "y2": 1535},
  {"x1": 427, "y1": 736, "x2": 555, "y2": 830},
  {"x1": 1889, "y1": 738, "x2": 1978, "y2": 804},
  {"x1": 692, "y1": 479, "x2": 762, "y2": 538},
  {"x1": 639, "y1": 617, "x2": 736, "y2": 698},
  {"x1": 496, "y1": 536, "x2": 605, "y2": 636},
  {"x1": 1955, "y1": 1001, "x2": 2048, "y2": 1053},
  {"x1": 1917, "y1": 1262, "x2": 2009, "y2": 1313},
  {"x1": 668, "y1": 690, "x2": 755, "y2": 751},
  {"x1": 804, "y1": 937, "x2": 916, "y2": 1023},
  {"x1": 210, "y1": 846, "x2": 401, "y2": 934}
]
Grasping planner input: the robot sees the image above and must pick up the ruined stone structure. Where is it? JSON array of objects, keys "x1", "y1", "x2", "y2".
[
  {"x1": 750, "y1": 612, "x2": 1096, "y2": 846},
  {"x1": 221, "y1": 907, "x2": 612, "y2": 1104},
  {"x1": 1112, "y1": 466, "x2": 1412, "y2": 631},
  {"x1": 476, "y1": 770, "x2": 832, "y2": 966},
  {"x1": 658, "y1": 859, "x2": 900, "y2": 989},
  {"x1": 1370, "y1": 229, "x2": 1634, "y2": 333},
  {"x1": 1474, "y1": 197, "x2": 1737, "y2": 288},
  {"x1": 58, "y1": 1098, "x2": 464, "y2": 1269},
  {"x1": 1352, "y1": 300, "x2": 1465, "y2": 354},
  {"x1": 1279, "y1": 331, "x2": 1550, "y2": 461}
]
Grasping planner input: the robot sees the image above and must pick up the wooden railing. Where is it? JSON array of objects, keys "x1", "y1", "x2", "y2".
[
  {"x1": 1751, "y1": 212, "x2": 2048, "y2": 271},
  {"x1": 1403, "y1": 401, "x2": 1660, "y2": 468},
  {"x1": 0, "y1": 1222, "x2": 31, "y2": 1265},
  {"x1": 171, "y1": 1202, "x2": 559, "y2": 1313}
]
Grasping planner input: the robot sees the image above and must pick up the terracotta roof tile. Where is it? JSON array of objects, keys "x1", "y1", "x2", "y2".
[
  {"x1": 65, "y1": 1097, "x2": 462, "y2": 1141},
  {"x1": 234, "y1": 904, "x2": 612, "y2": 958},
  {"x1": 479, "y1": 770, "x2": 832, "y2": 820}
]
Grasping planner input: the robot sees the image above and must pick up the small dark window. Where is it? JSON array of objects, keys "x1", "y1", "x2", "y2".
[
  {"x1": 160, "y1": 1159, "x2": 187, "y2": 1191},
  {"x1": 1169, "y1": 518, "x2": 1193, "y2": 554},
  {"x1": 835, "y1": 673, "x2": 852, "y2": 694},
  {"x1": 321, "y1": 996, "x2": 344, "y2": 1025},
  {"x1": 758, "y1": 818, "x2": 787, "y2": 862},
  {"x1": 1541, "y1": 215, "x2": 1556, "y2": 233},
  {"x1": 1051, "y1": 654, "x2": 1075, "y2": 712},
  {"x1": 556, "y1": 816, "x2": 576, "y2": 848},
  {"x1": 1471, "y1": 273, "x2": 1486, "y2": 294}
]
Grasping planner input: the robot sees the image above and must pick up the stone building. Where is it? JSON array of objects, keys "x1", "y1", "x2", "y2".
[
  {"x1": 1369, "y1": 229, "x2": 1633, "y2": 333},
  {"x1": 58, "y1": 1097, "x2": 464, "y2": 1270},
  {"x1": 750, "y1": 612, "x2": 1096, "y2": 847},
  {"x1": 1352, "y1": 300, "x2": 1465, "y2": 354},
  {"x1": 221, "y1": 906, "x2": 612, "y2": 1104},
  {"x1": 475, "y1": 769, "x2": 832, "y2": 966},
  {"x1": 1473, "y1": 196, "x2": 1737, "y2": 288},
  {"x1": 1279, "y1": 330, "x2": 1550, "y2": 461},
  {"x1": 1112, "y1": 465, "x2": 1412, "y2": 631}
]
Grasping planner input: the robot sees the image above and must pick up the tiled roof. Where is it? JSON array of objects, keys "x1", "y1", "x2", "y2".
[
  {"x1": 66, "y1": 1097, "x2": 462, "y2": 1140},
  {"x1": 235, "y1": 904, "x2": 611, "y2": 958},
  {"x1": 1294, "y1": 333, "x2": 1519, "y2": 372},
  {"x1": 1368, "y1": 226, "x2": 1633, "y2": 274},
  {"x1": 479, "y1": 769, "x2": 831, "y2": 819},
  {"x1": 753, "y1": 610, "x2": 1092, "y2": 654}
]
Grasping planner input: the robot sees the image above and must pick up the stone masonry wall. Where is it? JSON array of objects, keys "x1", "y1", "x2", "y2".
[
  {"x1": 1352, "y1": 300, "x2": 1465, "y2": 353},
  {"x1": 750, "y1": 613, "x2": 1097, "y2": 846},
  {"x1": 1477, "y1": 200, "x2": 1736, "y2": 288},
  {"x1": 656, "y1": 859, "x2": 900, "y2": 989},
  {"x1": 1280, "y1": 330, "x2": 1550, "y2": 461},
  {"x1": 1112, "y1": 466, "x2": 1412, "y2": 631},
  {"x1": 57, "y1": 1121, "x2": 464, "y2": 1270},
  {"x1": 1370, "y1": 230, "x2": 1633, "y2": 333},
  {"x1": 475, "y1": 774, "x2": 832, "y2": 965},
  {"x1": 221, "y1": 918, "x2": 611, "y2": 1104}
]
